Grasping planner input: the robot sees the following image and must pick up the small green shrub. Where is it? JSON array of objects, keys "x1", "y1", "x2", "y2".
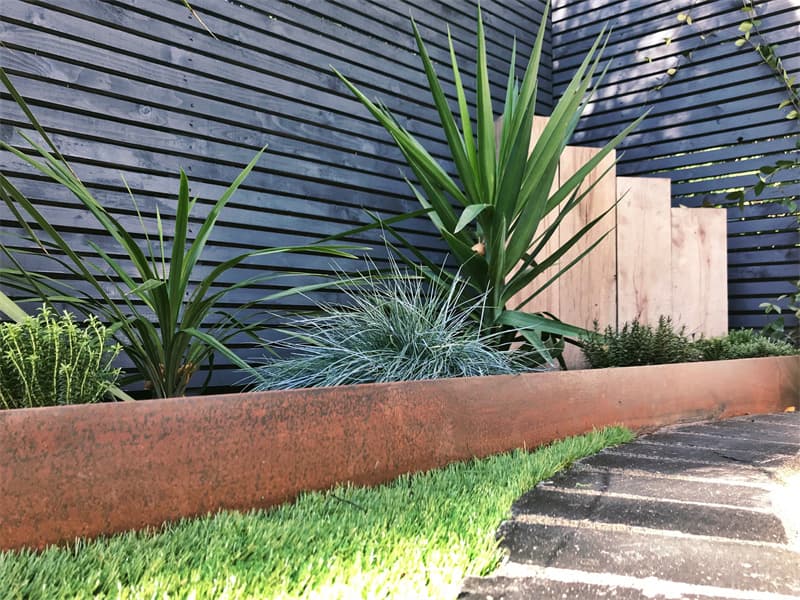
[
  {"x1": 695, "y1": 328, "x2": 798, "y2": 361},
  {"x1": 0, "y1": 307, "x2": 121, "y2": 409},
  {"x1": 250, "y1": 262, "x2": 537, "y2": 391},
  {"x1": 582, "y1": 316, "x2": 701, "y2": 368}
]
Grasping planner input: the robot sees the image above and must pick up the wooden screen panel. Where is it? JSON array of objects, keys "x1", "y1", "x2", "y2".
[
  {"x1": 557, "y1": 146, "x2": 617, "y2": 368},
  {"x1": 616, "y1": 177, "x2": 672, "y2": 327},
  {"x1": 0, "y1": 0, "x2": 550, "y2": 391},
  {"x1": 505, "y1": 116, "x2": 561, "y2": 315},
  {"x1": 671, "y1": 208, "x2": 728, "y2": 338},
  {"x1": 552, "y1": 0, "x2": 799, "y2": 332}
]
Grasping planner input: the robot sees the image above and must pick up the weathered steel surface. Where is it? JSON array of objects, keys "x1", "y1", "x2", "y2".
[{"x1": 1, "y1": 355, "x2": 798, "y2": 550}]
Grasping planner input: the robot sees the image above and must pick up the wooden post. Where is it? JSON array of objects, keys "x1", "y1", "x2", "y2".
[
  {"x1": 616, "y1": 177, "x2": 673, "y2": 326},
  {"x1": 671, "y1": 207, "x2": 728, "y2": 338}
]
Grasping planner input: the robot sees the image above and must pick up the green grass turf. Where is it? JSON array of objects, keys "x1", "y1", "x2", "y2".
[{"x1": 2, "y1": 426, "x2": 634, "y2": 599}]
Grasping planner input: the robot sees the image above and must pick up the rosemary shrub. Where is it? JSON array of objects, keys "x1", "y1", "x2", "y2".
[
  {"x1": 582, "y1": 316, "x2": 701, "y2": 368},
  {"x1": 0, "y1": 307, "x2": 121, "y2": 408}
]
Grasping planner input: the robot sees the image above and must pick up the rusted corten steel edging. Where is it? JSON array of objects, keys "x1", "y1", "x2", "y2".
[{"x1": 1, "y1": 355, "x2": 798, "y2": 551}]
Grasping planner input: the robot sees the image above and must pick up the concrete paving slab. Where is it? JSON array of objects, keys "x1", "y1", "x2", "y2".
[
  {"x1": 458, "y1": 412, "x2": 800, "y2": 600},
  {"x1": 640, "y1": 431, "x2": 800, "y2": 455},
  {"x1": 581, "y1": 452, "x2": 775, "y2": 485},
  {"x1": 510, "y1": 487, "x2": 787, "y2": 542},
  {"x1": 607, "y1": 439, "x2": 779, "y2": 466},
  {"x1": 497, "y1": 520, "x2": 800, "y2": 595},
  {"x1": 540, "y1": 468, "x2": 774, "y2": 508},
  {"x1": 460, "y1": 568, "x2": 800, "y2": 600},
  {"x1": 675, "y1": 420, "x2": 800, "y2": 445},
  {"x1": 459, "y1": 575, "x2": 746, "y2": 600},
  {"x1": 744, "y1": 413, "x2": 800, "y2": 427}
]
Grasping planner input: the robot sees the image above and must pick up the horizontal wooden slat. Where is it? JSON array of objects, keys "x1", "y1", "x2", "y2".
[{"x1": 0, "y1": 0, "x2": 552, "y2": 393}]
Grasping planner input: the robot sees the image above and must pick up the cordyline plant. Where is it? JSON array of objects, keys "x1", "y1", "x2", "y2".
[
  {"x1": 333, "y1": 3, "x2": 646, "y2": 360},
  {"x1": 0, "y1": 68, "x2": 359, "y2": 398}
]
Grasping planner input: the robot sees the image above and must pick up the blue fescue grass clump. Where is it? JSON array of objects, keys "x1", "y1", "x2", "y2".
[
  {"x1": 249, "y1": 261, "x2": 541, "y2": 391},
  {"x1": 1, "y1": 426, "x2": 634, "y2": 599}
]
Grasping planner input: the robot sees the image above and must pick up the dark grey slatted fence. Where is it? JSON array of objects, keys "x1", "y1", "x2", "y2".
[
  {"x1": 0, "y1": 0, "x2": 550, "y2": 392},
  {"x1": 552, "y1": 0, "x2": 799, "y2": 332}
]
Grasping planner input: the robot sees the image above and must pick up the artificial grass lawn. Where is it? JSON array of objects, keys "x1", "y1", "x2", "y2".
[{"x1": 2, "y1": 426, "x2": 633, "y2": 599}]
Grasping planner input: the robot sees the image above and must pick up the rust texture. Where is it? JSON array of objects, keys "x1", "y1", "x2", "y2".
[{"x1": 1, "y1": 355, "x2": 798, "y2": 551}]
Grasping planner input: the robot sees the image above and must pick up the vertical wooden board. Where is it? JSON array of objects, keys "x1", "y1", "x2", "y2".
[
  {"x1": 506, "y1": 207, "x2": 560, "y2": 315},
  {"x1": 558, "y1": 146, "x2": 617, "y2": 368},
  {"x1": 671, "y1": 208, "x2": 729, "y2": 338},
  {"x1": 616, "y1": 177, "x2": 672, "y2": 327},
  {"x1": 503, "y1": 115, "x2": 560, "y2": 317},
  {"x1": 494, "y1": 115, "x2": 549, "y2": 152},
  {"x1": 528, "y1": 115, "x2": 550, "y2": 153}
]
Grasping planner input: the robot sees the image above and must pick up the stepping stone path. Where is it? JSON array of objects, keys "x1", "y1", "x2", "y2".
[{"x1": 459, "y1": 412, "x2": 800, "y2": 600}]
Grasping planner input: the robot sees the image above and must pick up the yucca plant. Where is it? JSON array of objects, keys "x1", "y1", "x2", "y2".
[
  {"x1": 333, "y1": 3, "x2": 646, "y2": 360},
  {"x1": 0, "y1": 69, "x2": 359, "y2": 398}
]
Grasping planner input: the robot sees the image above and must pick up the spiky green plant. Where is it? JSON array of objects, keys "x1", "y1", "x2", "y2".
[
  {"x1": 0, "y1": 68, "x2": 360, "y2": 398},
  {"x1": 0, "y1": 307, "x2": 121, "y2": 409},
  {"x1": 332, "y1": 3, "x2": 647, "y2": 361},
  {"x1": 250, "y1": 260, "x2": 539, "y2": 390}
]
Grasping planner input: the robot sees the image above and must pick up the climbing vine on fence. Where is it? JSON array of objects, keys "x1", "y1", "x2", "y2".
[
  {"x1": 728, "y1": 0, "x2": 799, "y2": 342},
  {"x1": 655, "y1": 1, "x2": 799, "y2": 342}
]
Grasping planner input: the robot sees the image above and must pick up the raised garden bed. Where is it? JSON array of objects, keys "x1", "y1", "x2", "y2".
[{"x1": 1, "y1": 355, "x2": 798, "y2": 551}]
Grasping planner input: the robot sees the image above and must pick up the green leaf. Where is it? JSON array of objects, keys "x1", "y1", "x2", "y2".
[
  {"x1": 474, "y1": 9, "x2": 497, "y2": 206},
  {"x1": 0, "y1": 289, "x2": 29, "y2": 323},
  {"x1": 497, "y1": 309, "x2": 589, "y2": 340},
  {"x1": 408, "y1": 18, "x2": 480, "y2": 203},
  {"x1": 182, "y1": 327, "x2": 261, "y2": 379},
  {"x1": 455, "y1": 203, "x2": 492, "y2": 233}
]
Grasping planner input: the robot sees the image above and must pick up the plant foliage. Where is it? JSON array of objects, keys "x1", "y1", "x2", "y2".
[
  {"x1": 582, "y1": 316, "x2": 701, "y2": 368},
  {"x1": 332, "y1": 3, "x2": 646, "y2": 361},
  {"x1": 0, "y1": 68, "x2": 359, "y2": 398},
  {"x1": 694, "y1": 328, "x2": 798, "y2": 361},
  {"x1": 250, "y1": 260, "x2": 536, "y2": 390},
  {"x1": 0, "y1": 307, "x2": 121, "y2": 409}
]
